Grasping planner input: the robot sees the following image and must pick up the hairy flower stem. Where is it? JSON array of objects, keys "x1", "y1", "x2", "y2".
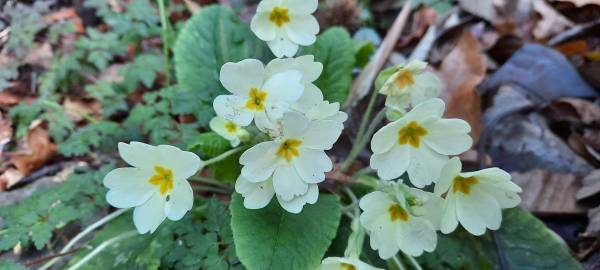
[
  {"x1": 67, "y1": 230, "x2": 137, "y2": 270},
  {"x1": 342, "y1": 187, "x2": 365, "y2": 258},
  {"x1": 392, "y1": 255, "x2": 407, "y2": 270},
  {"x1": 39, "y1": 208, "x2": 130, "y2": 270},
  {"x1": 157, "y1": 0, "x2": 172, "y2": 85},
  {"x1": 341, "y1": 108, "x2": 387, "y2": 172},
  {"x1": 203, "y1": 147, "x2": 244, "y2": 167},
  {"x1": 354, "y1": 87, "x2": 380, "y2": 149},
  {"x1": 403, "y1": 252, "x2": 423, "y2": 270}
]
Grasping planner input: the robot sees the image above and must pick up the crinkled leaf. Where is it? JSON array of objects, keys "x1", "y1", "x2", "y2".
[
  {"x1": 300, "y1": 27, "x2": 354, "y2": 104},
  {"x1": 230, "y1": 193, "x2": 341, "y2": 270},
  {"x1": 174, "y1": 5, "x2": 271, "y2": 125},
  {"x1": 188, "y1": 132, "x2": 231, "y2": 158}
]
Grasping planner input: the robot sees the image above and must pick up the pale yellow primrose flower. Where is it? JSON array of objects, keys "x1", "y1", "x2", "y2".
[
  {"x1": 209, "y1": 116, "x2": 249, "y2": 147},
  {"x1": 379, "y1": 60, "x2": 442, "y2": 113},
  {"x1": 213, "y1": 58, "x2": 305, "y2": 132},
  {"x1": 359, "y1": 188, "x2": 440, "y2": 259},
  {"x1": 320, "y1": 257, "x2": 383, "y2": 270},
  {"x1": 434, "y1": 157, "x2": 522, "y2": 236},
  {"x1": 235, "y1": 112, "x2": 343, "y2": 213},
  {"x1": 250, "y1": 0, "x2": 319, "y2": 58},
  {"x1": 103, "y1": 142, "x2": 203, "y2": 234},
  {"x1": 235, "y1": 176, "x2": 319, "y2": 213},
  {"x1": 265, "y1": 55, "x2": 347, "y2": 124},
  {"x1": 370, "y1": 98, "x2": 472, "y2": 187}
]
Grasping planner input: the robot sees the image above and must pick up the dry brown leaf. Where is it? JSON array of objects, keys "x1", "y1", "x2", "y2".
[
  {"x1": 555, "y1": 40, "x2": 589, "y2": 57},
  {"x1": 576, "y1": 170, "x2": 600, "y2": 200},
  {"x1": 0, "y1": 168, "x2": 24, "y2": 191},
  {"x1": 398, "y1": 6, "x2": 437, "y2": 48},
  {"x1": 98, "y1": 64, "x2": 125, "y2": 83},
  {"x1": 532, "y1": 0, "x2": 574, "y2": 39},
  {"x1": 63, "y1": 98, "x2": 101, "y2": 122},
  {"x1": 437, "y1": 31, "x2": 484, "y2": 143},
  {"x1": 584, "y1": 205, "x2": 600, "y2": 237},
  {"x1": 0, "y1": 112, "x2": 13, "y2": 155},
  {"x1": 42, "y1": 7, "x2": 85, "y2": 33},
  {"x1": 11, "y1": 122, "x2": 57, "y2": 176},
  {"x1": 512, "y1": 169, "x2": 586, "y2": 215},
  {"x1": 24, "y1": 42, "x2": 53, "y2": 68}
]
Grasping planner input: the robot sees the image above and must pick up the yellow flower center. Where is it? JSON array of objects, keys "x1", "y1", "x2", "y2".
[
  {"x1": 148, "y1": 165, "x2": 174, "y2": 196},
  {"x1": 452, "y1": 175, "x2": 479, "y2": 195},
  {"x1": 388, "y1": 203, "x2": 409, "y2": 222},
  {"x1": 276, "y1": 139, "x2": 302, "y2": 162},
  {"x1": 225, "y1": 121, "x2": 238, "y2": 133},
  {"x1": 394, "y1": 69, "x2": 415, "y2": 90},
  {"x1": 245, "y1": 87, "x2": 268, "y2": 111},
  {"x1": 398, "y1": 121, "x2": 428, "y2": 148},
  {"x1": 340, "y1": 263, "x2": 357, "y2": 270},
  {"x1": 269, "y1": 6, "x2": 290, "y2": 27}
]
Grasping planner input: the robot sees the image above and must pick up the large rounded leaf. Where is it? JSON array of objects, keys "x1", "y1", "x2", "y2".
[{"x1": 231, "y1": 193, "x2": 341, "y2": 270}]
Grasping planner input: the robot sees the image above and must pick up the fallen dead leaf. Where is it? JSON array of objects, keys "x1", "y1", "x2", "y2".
[
  {"x1": 555, "y1": 40, "x2": 589, "y2": 57},
  {"x1": 584, "y1": 205, "x2": 600, "y2": 237},
  {"x1": 576, "y1": 170, "x2": 600, "y2": 200},
  {"x1": 532, "y1": 0, "x2": 575, "y2": 40},
  {"x1": 11, "y1": 121, "x2": 57, "y2": 176},
  {"x1": 512, "y1": 169, "x2": 586, "y2": 215},
  {"x1": 0, "y1": 112, "x2": 13, "y2": 155},
  {"x1": 0, "y1": 169, "x2": 24, "y2": 191},
  {"x1": 63, "y1": 98, "x2": 101, "y2": 122},
  {"x1": 24, "y1": 42, "x2": 53, "y2": 68},
  {"x1": 437, "y1": 31, "x2": 484, "y2": 143},
  {"x1": 98, "y1": 64, "x2": 125, "y2": 83},
  {"x1": 398, "y1": 6, "x2": 437, "y2": 49},
  {"x1": 42, "y1": 7, "x2": 85, "y2": 33}
]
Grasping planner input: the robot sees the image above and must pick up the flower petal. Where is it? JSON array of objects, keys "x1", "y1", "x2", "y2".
[
  {"x1": 273, "y1": 164, "x2": 309, "y2": 201},
  {"x1": 440, "y1": 193, "x2": 459, "y2": 234},
  {"x1": 235, "y1": 176, "x2": 275, "y2": 209},
  {"x1": 267, "y1": 35, "x2": 299, "y2": 58},
  {"x1": 219, "y1": 59, "x2": 265, "y2": 96},
  {"x1": 164, "y1": 180, "x2": 194, "y2": 220},
  {"x1": 359, "y1": 191, "x2": 394, "y2": 211},
  {"x1": 104, "y1": 167, "x2": 154, "y2": 208},
  {"x1": 371, "y1": 122, "x2": 400, "y2": 154},
  {"x1": 285, "y1": 14, "x2": 318, "y2": 46},
  {"x1": 407, "y1": 146, "x2": 448, "y2": 188},
  {"x1": 118, "y1": 142, "x2": 159, "y2": 170},
  {"x1": 133, "y1": 193, "x2": 166, "y2": 234},
  {"x1": 423, "y1": 119, "x2": 472, "y2": 155},
  {"x1": 370, "y1": 146, "x2": 410, "y2": 181},
  {"x1": 456, "y1": 189, "x2": 502, "y2": 236},
  {"x1": 250, "y1": 12, "x2": 276, "y2": 41},
  {"x1": 403, "y1": 98, "x2": 445, "y2": 123},
  {"x1": 285, "y1": 0, "x2": 318, "y2": 14},
  {"x1": 294, "y1": 148, "x2": 331, "y2": 183},
  {"x1": 282, "y1": 111, "x2": 309, "y2": 138},
  {"x1": 397, "y1": 217, "x2": 437, "y2": 256},
  {"x1": 263, "y1": 70, "x2": 304, "y2": 102},
  {"x1": 434, "y1": 157, "x2": 462, "y2": 196},
  {"x1": 240, "y1": 141, "x2": 279, "y2": 182},
  {"x1": 156, "y1": 145, "x2": 203, "y2": 180},
  {"x1": 213, "y1": 95, "x2": 253, "y2": 126},
  {"x1": 301, "y1": 119, "x2": 343, "y2": 150},
  {"x1": 210, "y1": 116, "x2": 237, "y2": 141},
  {"x1": 265, "y1": 55, "x2": 322, "y2": 83},
  {"x1": 408, "y1": 72, "x2": 442, "y2": 106},
  {"x1": 276, "y1": 184, "x2": 318, "y2": 213}
]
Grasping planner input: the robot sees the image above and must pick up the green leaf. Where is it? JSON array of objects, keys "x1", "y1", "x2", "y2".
[
  {"x1": 300, "y1": 27, "x2": 354, "y2": 104},
  {"x1": 0, "y1": 260, "x2": 29, "y2": 270},
  {"x1": 173, "y1": 4, "x2": 271, "y2": 125},
  {"x1": 418, "y1": 207, "x2": 582, "y2": 270},
  {"x1": 353, "y1": 40, "x2": 375, "y2": 68},
  {"x1": 230, "y1": 193, "x2": 342, "y2": 270},
  {"x1": 31, "y1": 222, "x2": 53, "y2": 250},
  {"x1": 188, "y1": 132, "x2": 231, "y2": 158},
  {"x1": 120, "y1": 53, "x2": 164, "y2": 92}
]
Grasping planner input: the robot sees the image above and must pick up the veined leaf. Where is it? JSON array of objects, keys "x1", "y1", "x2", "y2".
[
  {"x1": 230, "y1": 193, "x2": 341, "y2": 270},
  {"x1": 173, "y1": 4, "x2": 271, "y2": 125}
]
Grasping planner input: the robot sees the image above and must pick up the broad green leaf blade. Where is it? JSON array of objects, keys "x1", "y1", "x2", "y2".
[
  {"x1": 188, "y1": 131, "x2": 231, "y2": 158},
  {"x1": 231, "y1": 193, "x2": 342, "y2": 270},
  {"x1": 173, "y1": 4, "x2": 271, "y2": 125},
  {"x1": 419, "y1": 207, "x2": 582, "y2": 270},
  {"x1": 300, "y1": 27, "x2": 354, "y2": 104}
]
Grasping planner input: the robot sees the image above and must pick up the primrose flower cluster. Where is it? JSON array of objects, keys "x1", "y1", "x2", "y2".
[{"x1": 358, "y1": 60, "x2": 522, "y2": 260}]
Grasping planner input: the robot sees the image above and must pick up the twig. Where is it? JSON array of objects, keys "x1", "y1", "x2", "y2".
[
  {"x1": 25, "y1": 248, "x2": 81, "y2": 267},
  {"x1": 39, "y1": 209, "x2": 130, "y2": 270},
  {"x1": 343, "y1": 0, "x2": 412, "y2": 108},
  {"x1": 67, "y1": 230, "x2": 137, "y2": 270}
]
